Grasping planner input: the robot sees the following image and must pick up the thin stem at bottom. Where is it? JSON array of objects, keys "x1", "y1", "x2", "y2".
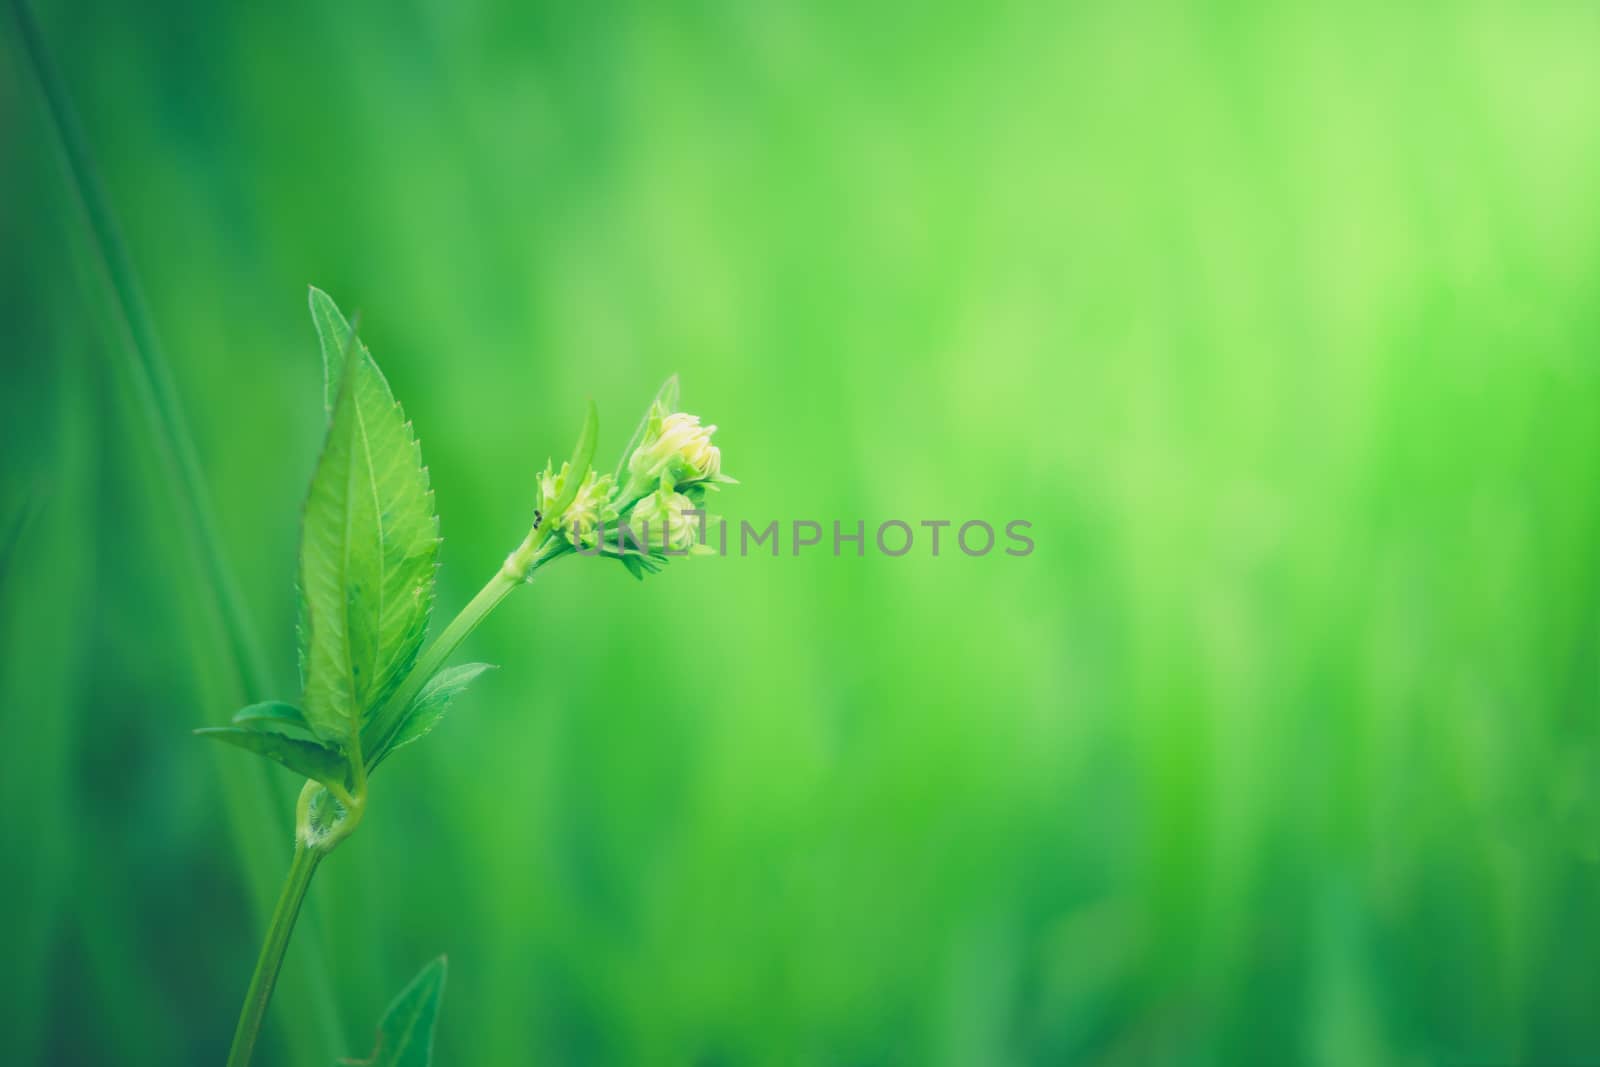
[{"x1": 225, "y1": 843, "x2": 323, "y2": 1067}]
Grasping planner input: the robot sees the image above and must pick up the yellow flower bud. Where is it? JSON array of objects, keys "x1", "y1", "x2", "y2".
[{"x1": 628, "y1": 411, "x2": 723, "y2": 488}]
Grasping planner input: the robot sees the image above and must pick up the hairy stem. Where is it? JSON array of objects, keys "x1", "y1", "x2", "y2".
[{"x1": 225, "y1": 843, "x2": 324, "y2": 1067}]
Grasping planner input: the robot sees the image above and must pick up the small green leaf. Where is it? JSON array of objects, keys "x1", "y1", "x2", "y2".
[
  {"x1": 339, "y1": 956, "x2": 447, "y2": 1067},
  {"x1": 371, "y1": 662, "x2": 495, "y2": 764},
  {"x1": 613, "y1": 374, "x2": 679, "y2": 483},
  {"x1": 299, "y1": 293, "x2": 439, "y2": 753},
  {"x1": 231, "y1": 700, "x2": 316, "y2": 738},
  {"x1": 309, "y1": 285, "x2": 370, "y2": 420},
  {"x1": 195, "y1": 726, "x2": 349, "y2": 789}
]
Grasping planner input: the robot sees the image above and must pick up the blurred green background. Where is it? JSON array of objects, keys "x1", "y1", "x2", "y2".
[{"x1": 5, "y1": 1, "x2": 1600, "y2": 1063}]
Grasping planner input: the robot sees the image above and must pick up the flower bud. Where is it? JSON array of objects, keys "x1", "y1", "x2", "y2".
[
  {"x1": 627, "y1": 411, "x2": 725, "y2": 493},
  {"x1": 626, "y1": 478, "x2": 706, "y2": 554},
  {"x1": 536, "y1": 461, "x2": 618, "y2": 548}
]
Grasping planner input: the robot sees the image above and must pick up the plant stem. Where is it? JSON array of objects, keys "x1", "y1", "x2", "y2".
[
  {"x1": 223, "y1": 530, "x2": 549, "y2": 1062},
  {"x1": 225, "y1": 843, "x2": 324, "y2": 1067},
  {"x1": 364, "y1": 546, "x2": 535, "y2": 764}
]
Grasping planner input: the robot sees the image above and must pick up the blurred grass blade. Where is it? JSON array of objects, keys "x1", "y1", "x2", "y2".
[
  {"x1": 339, "y1": 956, "x2": 447, "y2": 1067},
  {"x1": 0, "y1": 490, "x2": 41, "y2": 603},
  {"x1": 8, "y1": 0, "x2": 268, "y2": 699},
  {"x1": 8, "y1": 3, "x2": 344, "y2": 1057}
]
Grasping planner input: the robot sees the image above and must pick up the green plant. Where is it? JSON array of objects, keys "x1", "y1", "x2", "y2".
[
  {"x1": 205, "y1": 289, "x2": 732, "y2": 1066},
  {"x1": 339, "y1": 957, "x2": 448, "y2": 1067}
]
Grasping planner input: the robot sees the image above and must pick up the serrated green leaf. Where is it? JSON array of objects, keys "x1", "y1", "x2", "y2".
[
  {"x1": 231, "y1": 700, "x2": 316, "y2": 739},
  {"x1": 371, "y1": 662, "x2": 494, "y2": 764},
  {"x1": 309, "y1": 285, "x2": 370, "y2": 420},
  {"x1": 302, "y1": 287, "x2": 372, "y2": 692},
  {"x1": 339, "y1": 956, "x2": 447, "y2": 1067},
  {"x1": 195, "y1": 726, "x2": 349, "y2": 789},
  {"x1": 299, "y1": 297, "x2": 439, "y2": 752}
]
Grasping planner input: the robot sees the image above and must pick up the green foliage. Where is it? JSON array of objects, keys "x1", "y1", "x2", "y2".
[
  {"x1": 26, "y1": 4, "x2": 1600, "y2": 1063},
  {"x1": 544, "y1": 399, "x2": 599, "y2": 521},
  {"x1": 309, "y1": 286, "x2": 369, "y2": 419},
  {"x1": 194, "y1": 726, "x2": 348, "y2": 791},
  {"x1": 374, "y1": 662, "x2": 495, "y2": 763},
  {"x1": 297, "y1": 295, "x2": 440, "y2": 754},
  {"x1": 612, "y1": 374, "x2": 678, "y2": 485},
  {"x1": 199, "y1": 295, "x2": 722, "y2": 796},
  {"x1": 339, "y1": 958, "x2": 447, "y2": 1067},
  {"x1": 228, "y1": 700, "x2": 317, "y2": 738},
  {"x1": 0, "y1": 495, "x2": 40, "y2": 599}
]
